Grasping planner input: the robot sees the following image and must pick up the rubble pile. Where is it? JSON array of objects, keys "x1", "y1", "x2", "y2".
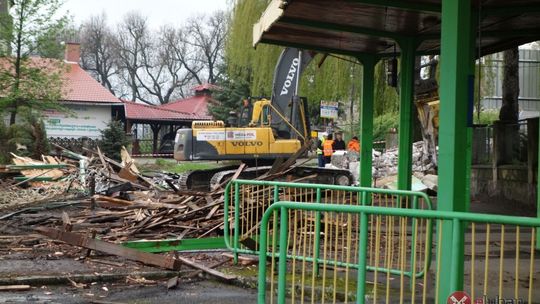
[
  {"x1": 372, "y1": 142, "x2": 436, "y2": 179},
  {"x1": 328, "y1": 151, "x2": 360, "y2": 183},
  {"x1": 0, "y1": 144, "x2": 253, "y2": 285},
  {"x1": 328, "y1": 141, "x2": 437, "y2": 190},
  {"x1": 0, "y1": 152, "x2": 87, "y2": 209}
]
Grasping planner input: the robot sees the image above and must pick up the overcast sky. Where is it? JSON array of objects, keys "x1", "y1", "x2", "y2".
[{"x1": 61, "y1": 0, "x2": 230, "y2": 28}]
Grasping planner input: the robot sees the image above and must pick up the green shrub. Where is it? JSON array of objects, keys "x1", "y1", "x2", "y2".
[
  {"x1": 373, "y1": 112, "x2": 399, "y2": 141},
  {"x1": 2, "y1": 111, "x2": 50, "y2": 161},
  {"x1": 99, "y1": 120, "x2": 129, "y2": 161},
  {"x1": 474, "y1": 110, "x2": 499, "y2": 125}
]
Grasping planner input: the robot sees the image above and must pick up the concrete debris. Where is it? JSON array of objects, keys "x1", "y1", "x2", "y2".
[
  {"x1": 373, "y1": 142, "x2": 436, "y2": 180},
  {"x1": 421, "y1": 174, "x2": 438, "y2": 192},
  {"x1": 330, "y1": 141, "x2": 437, "y2": 189}
]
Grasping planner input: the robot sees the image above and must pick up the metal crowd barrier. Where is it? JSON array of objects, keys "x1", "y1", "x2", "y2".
[{"x1": 256, "y1": 201, "x2": 539, "y2": 304}]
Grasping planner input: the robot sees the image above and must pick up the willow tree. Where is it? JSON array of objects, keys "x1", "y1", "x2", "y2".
[
  {"x1": 224, "y1": 0, "x2": 363, "y2": 128},
  {"x1": 374, "y1": 60, "x2": 399, "y2": 116}
]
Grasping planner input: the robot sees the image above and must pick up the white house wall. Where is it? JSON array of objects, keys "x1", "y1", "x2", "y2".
[{"x1": 43, "y1": 104, "x2": 112, "y2": 139}]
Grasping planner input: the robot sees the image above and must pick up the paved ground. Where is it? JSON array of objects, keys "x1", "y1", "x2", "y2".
[
  {"x1": 0, "y1": 280, "x2": 257, "y2": 303},
  {"x1": 0, "y1": 175, "x2": 536, "y2": 303}
]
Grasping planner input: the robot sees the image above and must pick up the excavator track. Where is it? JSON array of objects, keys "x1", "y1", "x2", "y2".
[
  {"x1": 209, "y1": 166, "x2": 272, "y2": 190},
  {"x1": 177, "y1": 165, "x2": 239, "y2": 191},
  {"x1": 178, "y1": 165, "x2": 355, "y2": 191}
]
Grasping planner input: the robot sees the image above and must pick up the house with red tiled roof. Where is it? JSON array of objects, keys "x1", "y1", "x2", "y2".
[
  {"x1": 122, "y1": 87, "x2": 216, "y2": 156},
  {"x1": 1, "y1": 43, "x2": 123, "y2": 139},
  {"x1": 122, "y1": 100, "x2": 208, "y2": 156},
  {"x1": 3, "y1": 42, "x2": 215, "y2": 156},
  {"x1": 38, "y1": 43, "x2": 124, "y2": 139},
  {"x1": 159, "y1": 84, "x2": 216, "y2": 120}
]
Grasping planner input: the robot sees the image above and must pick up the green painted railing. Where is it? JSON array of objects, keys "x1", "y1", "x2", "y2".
[
  {"x1": 223, "y1": 179, "x2": 434, "y2": 279},
  {"x1": 257, "y1": 201, "x2": 540, "y2": 304}
]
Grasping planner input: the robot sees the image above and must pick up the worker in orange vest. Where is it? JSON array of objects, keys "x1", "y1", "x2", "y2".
[
  {"x1": 347, "y1": 136, "x2": 360, "y2": 153},
  {"x1": 323, "y1": 133, "x2": 334, "y2": 165}
]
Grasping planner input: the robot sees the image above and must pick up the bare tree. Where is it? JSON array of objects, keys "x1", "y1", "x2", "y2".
[
  {"x1": 115, "y1": 12, "x2": 149, "y2": 102},
  {"x1": 80, "y1": 13, "x2": 118, "y2": 95},
  {"x1": 78, "y1": 10, "x2": 228, "y2": 105},
  {"x1": 186, "y1": 10, "x2": 226, "y2": 84},
  {"x1": 164, "y1": 26, "x2": 204, "y2": 87},
  {"x1": 134, "y1": 25, "x2": 198, "y2": 104}
]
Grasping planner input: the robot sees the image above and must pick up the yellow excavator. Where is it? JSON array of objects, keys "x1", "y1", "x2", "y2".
[
  {"x1": 173, "y1": 48, "x2": 353, "y2": 190},
  {"x1": 173, "y1": 97, "x2": 308, "y2": 163},
  {"x1": 415, "y1": 57, "x2": 440, "y2": 166}
]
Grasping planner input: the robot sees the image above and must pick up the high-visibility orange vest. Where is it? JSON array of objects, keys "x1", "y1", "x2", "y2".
[
  {"x1": 323, "y1": 140, "x2": 334, "y2": 156},
  {"x1": 348, "y1": 139, "x2": 360, "y2": 152}
]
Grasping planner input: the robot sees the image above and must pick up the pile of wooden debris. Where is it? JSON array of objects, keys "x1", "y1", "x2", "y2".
[
  {"x1": 0, "y1": 148, "x2": 88, "y2": 209},
  {"x1": 0, "y1": 143, "x2": 239, "y2": 240}
]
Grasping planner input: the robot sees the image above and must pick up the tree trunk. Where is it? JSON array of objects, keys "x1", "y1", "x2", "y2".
[
  {"x1": 497, "y1": 47, "x2": 520, "y2": 164},
  {"x1": 499, "y1": 47, "x2": 519, "y2": 122},
  {"x1": 9, "y1": 110, "x2": 16, "y2": 125}
]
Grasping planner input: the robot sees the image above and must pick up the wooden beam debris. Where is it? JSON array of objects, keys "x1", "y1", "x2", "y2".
[
  {"x1": 35, "y1": 227, "x2": 181, "y2": 270},
  {"x1": 175, "y1": 256, "x2": 236, "y2": 281},
  {"x1": 0, "y1": 285, "x2": 31, "y2": 291}
]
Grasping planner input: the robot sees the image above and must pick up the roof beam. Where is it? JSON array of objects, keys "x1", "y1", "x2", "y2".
[
  {"x1": 345, "y1": 0, "x2": 440, "y2": 13},
  {"x1": 259, "y1": 38, "x2": 365, "y2": 57},
  {"x1": 483, "y1": 5, "x2": 540, "y2": 16},
  {"x1": 279, "y1": 16, "x2": 411, "y2": 41},
  {"x1": 480, "y1": 29, "x2": 540, "y2": 39},
  {"x1": 260, "y1": 38, "x2": 437, "y2": 58}
]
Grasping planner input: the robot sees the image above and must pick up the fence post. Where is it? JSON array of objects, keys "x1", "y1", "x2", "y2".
[
  {"x1": 313, "y1": 188, "x2": 322, "y2": 276},
  {"x1": 356, "y1": 211, "x2": 369, "y2": 304},
  {"x1": 450, "y1": 218, "x2": 464, "y2": 293},
  {"x1": 233, "y1": 182, "x2": 240, "y2": 264},
  {"x1": 257, "y1": 205, "x2": 272, "y2": 303},
  {"x1": 277, "y1": 206, "x2": 289, "y2": 304}
]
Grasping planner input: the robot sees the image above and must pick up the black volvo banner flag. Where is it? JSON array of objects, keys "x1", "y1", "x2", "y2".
[{"x1": 270, "y1": 48, "x2": 313, "y2": 138}]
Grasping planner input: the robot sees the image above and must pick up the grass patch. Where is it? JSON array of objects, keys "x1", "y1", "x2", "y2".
[{"x1": 139, "y1": 158, "x2": 220, "y2": 174}]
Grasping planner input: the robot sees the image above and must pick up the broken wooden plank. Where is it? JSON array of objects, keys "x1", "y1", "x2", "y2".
[
  {"x1": 92, "y1": 195, "x2": 133, "y2": 206},
  {"x1": 88, "y1": 300, "x2": 128, "y2": 304},
  {"x1": 175, "y1": 256, "x2": 236, "y2": 281},
  {"x1": 35, "y1": 227, "x2": 181, "y2": 270},
  {"x1": 205, "y1": 205, "x2": 220, "y2": 220},
  {"x1": 166, "y1": 276, "x2": 179, "y2": 289},
  {"x1": 221, "y1": 253, "x2": 257, "y2": 266},
  {"x1": 211, "y1": 163, "x2": 246, "y2": 191},
  {"x1": 0, "y1": 285, "x2": 31, "y2": 291},
  {"x1": 86, "y1": 258, "x2": 124, "y2": 267},
  {"x1": 62, "y1": 211, "x2": 72, "y2": 232},
  {"x1": 182, "y1": 259, "x2": 230, "y2": 280}
]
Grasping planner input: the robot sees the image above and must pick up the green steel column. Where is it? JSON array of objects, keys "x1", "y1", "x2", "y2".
[
  {"x1": 397, "y1": 39, "x2": 416, "y2": 190},
  {"x1": 465, "y1": 12, "x2": 479, "y2": 212},
  {"x1": 358, "y1": 55, "x2": 377, "y2": 188},
  {"x1": 438, "y1": 0, "x2": 472, "y2": 302}
]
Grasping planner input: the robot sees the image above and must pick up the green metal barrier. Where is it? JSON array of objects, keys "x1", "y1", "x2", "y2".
[
  {"x1": 223, "y1": 179, "x2": 434, "y2": 280},
  {"x1": 257, "y1": 201, "x2": 540, "y2": 304},
  {"x1": 122, "y1": 237, "x2": 226, "y2": 253}
]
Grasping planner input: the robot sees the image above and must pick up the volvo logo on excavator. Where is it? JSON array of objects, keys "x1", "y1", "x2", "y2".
[
  {"x1": 231, "y1": 141, "x2": 263, "y2": 147},
  {"x1": 280, "y1": 57, "x2": 300, "y2": 96}
]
